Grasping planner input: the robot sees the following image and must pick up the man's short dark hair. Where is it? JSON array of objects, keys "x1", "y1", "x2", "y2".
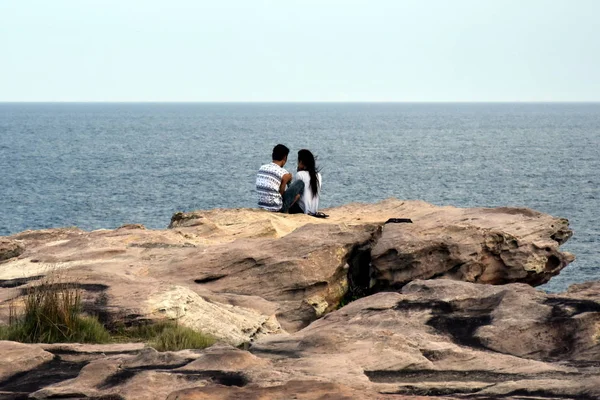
[{"x1": 272, "y1": 144, "x2": 290, "y2": 161}]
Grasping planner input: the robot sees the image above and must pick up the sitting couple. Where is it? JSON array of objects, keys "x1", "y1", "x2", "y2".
[{"x1": 256, "y1": 144, "x2": 323, "y2": 215}]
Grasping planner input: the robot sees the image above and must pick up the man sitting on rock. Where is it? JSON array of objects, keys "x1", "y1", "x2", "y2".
[{"x1": 256, "y1": 144, "x2": 304, "y2": 213}]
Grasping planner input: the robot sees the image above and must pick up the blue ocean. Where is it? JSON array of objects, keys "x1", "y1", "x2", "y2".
[{"x1": 1, "y1": 103, "x2": 598, "y2": 292}]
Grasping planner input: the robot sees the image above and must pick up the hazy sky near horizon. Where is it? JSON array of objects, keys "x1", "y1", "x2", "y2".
[{"x1": 1, "y1": 0, "x2": 599, "y2": 102}]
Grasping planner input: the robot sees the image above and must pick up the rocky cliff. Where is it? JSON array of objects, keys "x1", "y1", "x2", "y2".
[{"x1": 1, "y1": 199, "x2": 597, "y2": 400}]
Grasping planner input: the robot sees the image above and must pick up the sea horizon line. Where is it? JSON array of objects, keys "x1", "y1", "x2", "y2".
[{"x1": 1, "y1": 101, "x2": 599, "y2": 105}]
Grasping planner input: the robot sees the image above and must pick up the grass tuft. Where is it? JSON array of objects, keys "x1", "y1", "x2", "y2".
[
  {"x1": 0, "y1": 325, "x2": 10, "y2": 340},
  {"x1": 3, "y1": 279, "x2": 110, "y2": 343},
  {"x1": 150, "y1": 323, "x2": 216, "y2": 352},
  {"x1": 1, "y1": 274, "x2": 214, "y2": 351},
  {"x1": 114, "y1": 321, "x2": 215, "y2": 352}
]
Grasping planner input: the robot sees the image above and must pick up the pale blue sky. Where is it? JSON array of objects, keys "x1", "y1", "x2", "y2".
[{"x1": 1, "y1": 0, "x2": 599, "y2": 102}]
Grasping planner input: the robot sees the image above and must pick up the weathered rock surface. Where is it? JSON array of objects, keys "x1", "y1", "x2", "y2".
[
  {"x1": 251, "y1": 279, "x2": 600, "y2": 399},
  {"x1": 165, "y1": 381, "x2": 405, "y2": 400},
  {"x1": 0, "y1": 238, "x2": 25, "y2": 263},
  {"x1": 1, "y1": 280, "x2": 598, "y2": 399},
  {"x1": 0, "y1": 341, "x2": 54, "y2": 381},
  {"x1": 0, "y1": 200, "x2": 575, "y2": 347},
  {"x1": 0, "y1": 200, "x2": 587, "y2": 398},
  {"x1": 370, "y1": 206, "x2": 574, "y2": 289}
]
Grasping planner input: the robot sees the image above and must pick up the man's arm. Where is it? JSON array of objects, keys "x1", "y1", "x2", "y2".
[{"x1": 279, "y1": 173, "x2": 292, "y2": 195}]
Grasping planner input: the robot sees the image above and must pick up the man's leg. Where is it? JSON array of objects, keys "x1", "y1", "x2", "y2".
[{"x1": 281, "y1": 180, "x2": 304, "y2": 213}]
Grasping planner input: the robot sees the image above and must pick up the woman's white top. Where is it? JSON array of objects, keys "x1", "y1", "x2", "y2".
[{"x1": 296, "y1": 171, "x2": 322, "y2": 214}]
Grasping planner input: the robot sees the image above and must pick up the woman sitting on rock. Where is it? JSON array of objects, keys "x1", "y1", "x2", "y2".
[{"x1": 289, "y1": 149, "x2": 324, "y2": 216}]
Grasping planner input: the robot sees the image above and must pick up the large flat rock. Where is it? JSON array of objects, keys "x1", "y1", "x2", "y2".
[
  {"x1": 370, "y1": 205, "x2": 574, "y2": 288},
  {"x1": 1, "y1": 280, "x2": 598, "y2": 399},
  {"x1": 0, "y1": 200, "x2": 575, "y2": 347},
  {"x1": 251, "y1": 279, "x2": 600, "y2": 398},
  {"x1": 0, "y1": 341, "x2": 54, "y2": 381}
]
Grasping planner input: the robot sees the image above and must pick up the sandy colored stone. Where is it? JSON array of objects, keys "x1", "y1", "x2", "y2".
[
  {"x1": 40, "y1": 342, "x2": 146, "y2": 354},
  {"x1": 250, "y1": 280, "x2": 598, "y2": 398},
  {"x1": 0, "y1": 200, "x2": 588, "y2": 399},
  {"x1": 398, "y1": 279, "x2": 600, "y2": 362},
  {"x1": 0, "y1": 238, "x2": 25, "y2": 262},
  {"x1": 370, "y1": 205, "x2": 574, "y2": 288},
  {"x1": 0, "y1": 341, "x2": 54, "y2": 382},
  {"x1": 146, "y1": 285, "x2": 283, "y2": 345},
  {"x1": 3, "y1": 279, "x2": 600, "y2": 399},
  {"x1": 564, "y1": 280, "x2": 600, "y2": 301},
  {"x1": 176, "y1": 345, "x2": 268, "y2": 372},
  {"x1": 115, "y1": 369, "x2": 210, "y2": 400},
  {"x1": 477, "y1": 377, "x2": 600, "y2": 398},
  {"x1": 0, "y1": 200, "x2": 575, "y2": 345},
  {"x1": 166, "y1": 380, "x2": 411, "y2": 400},
  {"x1": 30, "y1": 358, "x2": 122, "y2": 399},
  {"x1": 28, "y1": 348, "x2": 205, "y2": 400},
  {"x1": 1, "y1": 217, "x2": 378, "y2": 342}
]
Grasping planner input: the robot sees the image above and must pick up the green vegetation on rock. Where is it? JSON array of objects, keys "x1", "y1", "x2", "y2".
[
  {"x1": 1, "y1": 281, "x2": 110, "y2": 343},
  {"x1": 113, "y1": 321, "x2": 216, "y2": 351},
  {"x1": 0, "y1": 276, "x2": 214, "y2": 351}
]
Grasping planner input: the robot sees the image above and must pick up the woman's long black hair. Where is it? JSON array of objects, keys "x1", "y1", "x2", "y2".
[{"x1": 298, "y1": 149, "x2": 320, "y2": 198}]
